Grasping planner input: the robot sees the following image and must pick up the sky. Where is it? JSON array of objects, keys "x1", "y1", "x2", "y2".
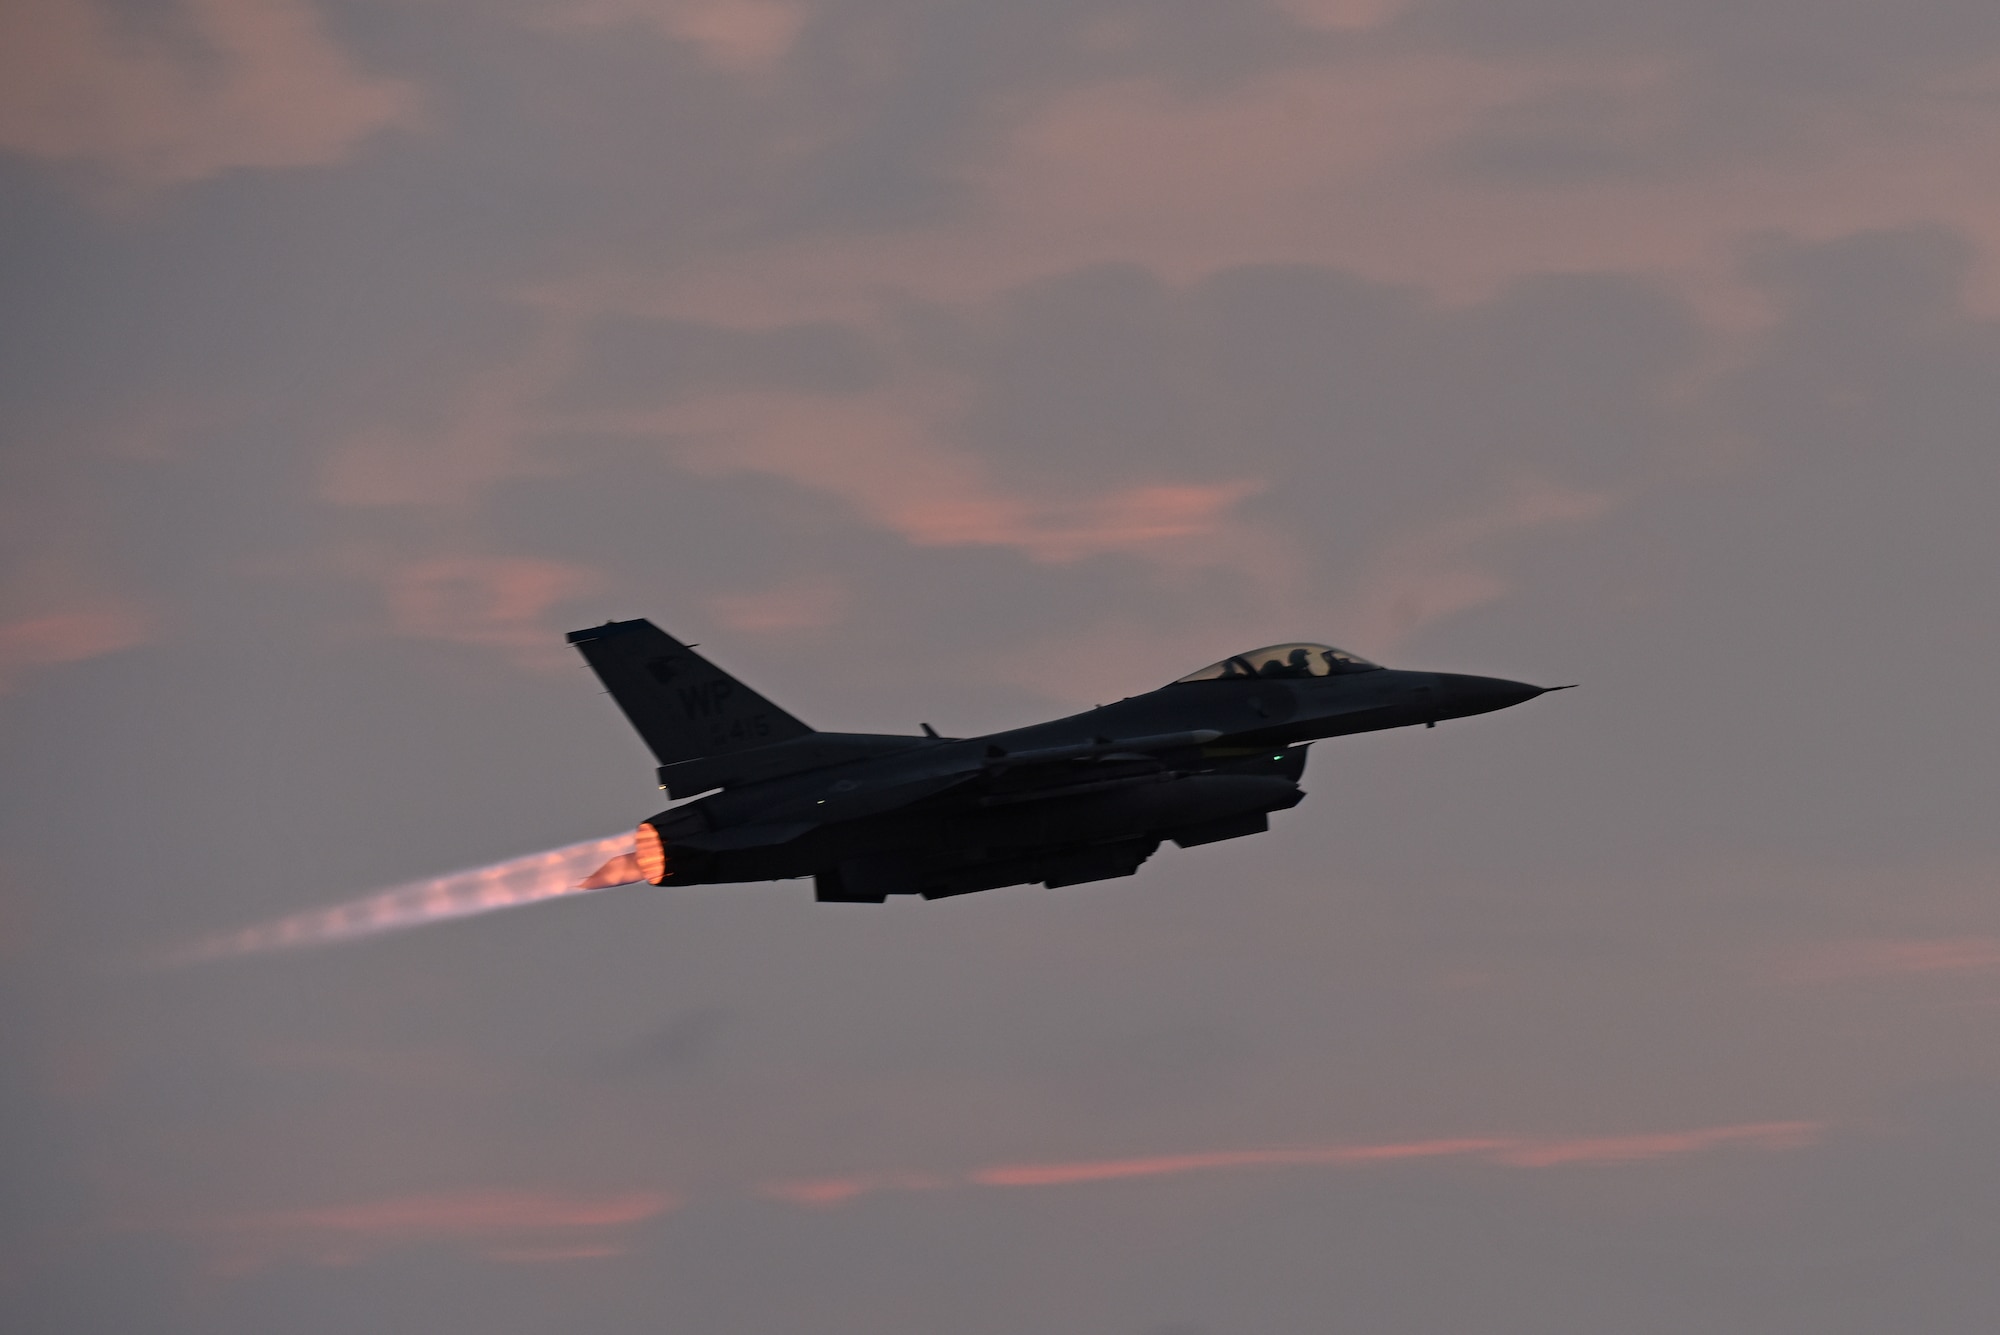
[{"x1": 6, "y1": 1, "x2": 2000, "y2": 1331}]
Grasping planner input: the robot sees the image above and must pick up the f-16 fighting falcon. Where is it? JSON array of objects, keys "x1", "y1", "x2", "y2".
[
  {"x1": 178, "y1": 622, "x2": 1568, "y2": 961},
  {"x1": 569, "y1": 621, "x2": 1566, "y2": 903}
]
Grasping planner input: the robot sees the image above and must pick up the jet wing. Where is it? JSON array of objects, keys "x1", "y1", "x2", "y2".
[
  {"x1": 979, "y1": 729, "x2": 1221, "y2": 769},
  {"x1": 711, "y1": 730, "x2": 1232, "y2": 832},
  {"x1": 969, "y1": 729, "x2": 1223, "y2": 805}
]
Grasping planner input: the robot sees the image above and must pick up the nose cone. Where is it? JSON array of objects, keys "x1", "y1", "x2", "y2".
[{"x1": 1429, "y1": 673, "x2": 1552, "y2": 720}]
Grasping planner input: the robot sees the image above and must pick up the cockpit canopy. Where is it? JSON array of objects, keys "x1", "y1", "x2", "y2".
[{"x1": 1173, "y1": 643, "x2": 1380, "y2": 683}]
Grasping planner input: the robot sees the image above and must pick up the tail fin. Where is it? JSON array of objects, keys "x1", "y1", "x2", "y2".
[{"x1": 567, "y1": 620, "x2": 813, "y2": 767}]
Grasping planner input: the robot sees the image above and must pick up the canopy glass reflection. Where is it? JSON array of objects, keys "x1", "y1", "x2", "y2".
[{"x1": 1173, "y1": 643, "x2": 1380, "y2": 683}]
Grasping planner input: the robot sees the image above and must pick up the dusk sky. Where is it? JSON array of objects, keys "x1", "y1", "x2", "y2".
[{"x1": 7, "y1": 2, "x2": 2000, "y2": 1331}]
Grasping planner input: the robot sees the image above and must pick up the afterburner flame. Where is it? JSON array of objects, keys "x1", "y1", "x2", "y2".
[
  {"x1": 175, "y1": 832, "x2": 639, "y2": 964},
  {"x1": 579, "y1": 851, "x2": 645, "y2": 889},
  {"x1": 635, "y1": 822, "x2": 669, "y2": 884}
]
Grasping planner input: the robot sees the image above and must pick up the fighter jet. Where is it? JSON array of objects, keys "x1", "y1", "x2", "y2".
[{"x1": 573, "y1": 621, "x2": 1563, "y2": 902}]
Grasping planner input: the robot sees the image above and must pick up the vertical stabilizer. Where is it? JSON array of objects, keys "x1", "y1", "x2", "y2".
[{"x1": 566, "y1": 620, "x2": 813, "y2": 766}]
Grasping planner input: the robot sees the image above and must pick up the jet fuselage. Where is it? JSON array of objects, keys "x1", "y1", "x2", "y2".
[{"x1": 557, "y1": 621, "x2": 1556, "y2": 903}]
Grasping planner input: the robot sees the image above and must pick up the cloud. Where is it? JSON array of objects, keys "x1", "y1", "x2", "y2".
[
  {"x1": 708, "y1": 574, "x2": 852, "y2": 633},
  {"x1": 0, "y1": 0, "x2": 417, "y2": 187},
  {"x1": 554, "y1": 375, "x2": 1271, "y2": 566},
  {"x1": 0, "y1": 603, "x2": 152, "y2": 691},
  {"x1": 538, "y1": 32, "x2": 2000, "y2": 344},
  {"x1": 966, "y1": 1138, "x2": 1514, "y2": 1188},
  {"x1": 1403, "y1": 0, "x2": 2000, "y2": 99},
  {"x1": 173, "y1": 1186, "x2": 675, "y2": 1274},
  {"x1": 384, "y1": 555, "x2": 603, "y2": 661},
  {"x1": 1346, "y1": 478, "x2": 1620, "y2": 650},
  {"x1": 128, "y1": 1120, "x2": 1818, "y2": 1281},
  {"x1": 535, "y1": 0, "x2": 812, "y2": 74},
  {"x1": 515, "y1": 250, "x2": 1680, "y2": 688},
  {"x1": 1486, "y1": 1121, "x2": 1822, "y2": 1167},
  {"x1": 1780, "y1": 938, "x2": 2000, "y2": 983},
  {"x1": 1271, "y1": 0, "x2": 1413, "y2": 32},
  {"x1": 564, "y1": 54, "x2": 1544, "y2": 324},
  {"x1": 889, "y1": 479, "x2": 1269, "y2": 564},
  {"x1": 319, "y1": 326, "x2": 578, "y2": 509},
  {"x1": 761, "y1": 1120, "x2": 1823, "y2": 1206}
]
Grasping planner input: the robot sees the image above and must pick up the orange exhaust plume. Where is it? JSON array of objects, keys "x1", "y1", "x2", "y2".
[
  {"x1": 636, "y1": 822, "x2": 670, "y2": 884},
  {"x1": 579, "y1": 851, "x2": 645, "y2": 889},
  {"x1": 174, "y1": 831, "x2": 642, "y2": 964}
]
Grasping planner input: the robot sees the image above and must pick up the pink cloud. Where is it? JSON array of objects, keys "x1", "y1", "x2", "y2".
[
  {"x1": 558, "y1": 55, "x2": 1539, "y2": 329},
  {"x1": 0, "y1": 0, "x2": 417, "y2": 187},
  {"x1": 979, "y1": 611, "x2": 1302, "y2": 708},
  {"x1": 759, "y1": 1177, "x2": 879, "y2": 1207},
  {"x1": 536, "y1": 0, "x2": 810, "y2": 74},
  {"x1": 968, "y1": 1139, "x2": 1512, "y2": 1188},
  {"x1": 949, "y1": 472, "x2": 1620, "y2": 701},
  {"x1": 708, "y1": 574, "x2": 852, "y2": 633},
  {"x1": 1488, "y1": 1122, "x2": 1823, "y2": 1168},
  {"x1": 973, "y1": 1123, "x2": 1819, "y2": 1188},
  {"x1": 550, "y1": 379, "x2": 1271, "y2": 570},
  {"x1": 1268, "y1": 0, "x2": 1411, "y2": 30},
  {"x1": 1346, "y1": 479, "x2": 1621, "y2": 651},
  {"x1": 249, "y1": 1188, "x2": 670, "y2": 1233},
  {"x1": 179, "y1": 1186, "x2": 676, "y2": 1273},
  {"x1": 0, "y1": 603, "x2": 151, "y2": 690},
  {"x1": 383, "y1": 555, "x2": 602, "y2": 665},
  {"x1": 885, "y1": 478, "x2": 1268, "y2": 564},
  {"x1": 138, "y1": 1122, "x2": 1822, "y2": 1272},
  {"x1": 759, "y1": 1121, "x2": 1824, "y2": 1207},
  {"x1": 1780, "y1": 937, "x2": 2000, "y2": 983},
  {"x1": 318, "y1": 322, "x2": 587, "y2": 510},
  {"x1": 542, "y1": 41, "x2": 2000, "y2": 341}
]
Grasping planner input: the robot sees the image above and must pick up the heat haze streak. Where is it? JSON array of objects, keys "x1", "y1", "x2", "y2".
[{"x1": 175, "y1": 832, "x2": 638, "y2": 963}]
